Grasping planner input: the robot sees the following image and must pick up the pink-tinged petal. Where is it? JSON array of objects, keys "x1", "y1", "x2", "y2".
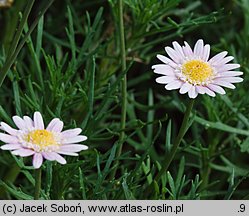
[
  {"x1": 12, "y1": 116, "x2": 26, "y2": 130},
  {"x1": 208, "y1": 51, "x2": 228, "y2": 64},
  {"x1": 0, "y1": 133, "x2": 19, "y2": 143},
  {"x1": 214, "y1": 56, "x2": 234, "y2": 66},
  {"x1": 61, "y1": 128, "x2": 82, "y2": 139},
  {"x1": 43, "y1": 151, "x2": 78, "y2": 158},
  {"x1": 42, "y1": 152, "x2": 56, "y2": 161},
  {"x1": 12, "y1": 148, "x2": 35, "y2": 157},
  {"x1": 188, "y1": 86, "x2": 198, "y2": 99},
  {"x1": 33, "y1": 153, "x2": 43, "y2": 169},
  {"x1": 152, "y1": 64, "x2": 175, "y2": 76},
  {"x1": 183, "y1": 41, "x2": 193, "y2": 57},
  {"x1": 203, "y1": 87, "x2": 216, "y2": 97},
  {"x1": 53, "y1": 121, "x2": 63, "y2": 132},
  {"x1": 195, "y1": 86, "x2": 206, "y2": 94},
  {"x1": 23, "y1": 116, "x2": 34, "y2": 129},
  {"x1": 62, "y1": 135, "x2": 88, "y2": 144},
  {"x1": 194, "y1": 39, "x2": 204, "y2": 57},
  {"x1": 172, "y1": 41, "x2": 185, "y2": 58},
  {"x1": 212, "y1": 80, "x2": 236, "y2": 89},
  {"x1": 202, "y1": 44, "x2": 210, "y2": 62},
  {"x1": 52, "y1": 152, "x2": 66, "y2": 164},
  {"x1": 218, "y1": 63, "x2": 240, "y2": 72},
  {"x1": 1, "y1": 144, "x2": 22, "y2": 150},
  {"x1": 165, "y1": 80, "x2": 183, "y2": 90},
  {"x1": 179, "y1": 82, "x2": 192, "y2": 94},
  {"x1": 56, "y1": 151, "x2": 79, "y2": 156},
  {"x1": 34, "y1": 112, "x2": 44, "y2": 130},
  {"x1": 156, "y1": 54, "x2": 178, "y2": 68},
  {"x1": 60, "y1": 144, "x2": 88, "y2": 152},
  {"x1": 165, "y1": 47, "x2": 181, "y2": 63},
  {"x1": 46, "y1": 118, "x2": 63, "y2": 132},
  {"x1": 46, "y1": 118, "x2": 59, "y2": 130},
  {"x1": 0, "y1": 122, "x2": 18, "y2": 135},
  {"x1": 156, "y1": 76, "x2": 177, "y2": 84},
  {"x1": 207, "y1": 84, "x2": 226, "y2": 95},
  {"x1": 215, "y1": 77, "x2": 243, "y2": 83},
  {"x1": 217, "y1": 71, "x2": 243, "y2": 77}
]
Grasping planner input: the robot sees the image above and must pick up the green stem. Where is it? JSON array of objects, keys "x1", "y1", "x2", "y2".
[
  {"x1": 111, "y1": 0, "x2": 127, "y2": 179},
  {"x1": 7, "y1": 0, "x2": 35, "y2": 58},
  {"x1": 0, "y1": 0, "x2": 55, "y2": 88},
  {"x1": 155, "y1": 99, "x2": 195, "y2": 181},
  {"x1": 0, "y1": 0, "x2": 35, "y2": 87},
  {"x1": 34, "y1": 168, "x2": 42, "y2": 200}
]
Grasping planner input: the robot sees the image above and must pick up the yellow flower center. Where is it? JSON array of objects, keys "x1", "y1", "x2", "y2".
[
  {"x1": 26, "y1": 129, "x2": 59, "y2": 151},
  {"x1": 181, "y1": 60, "x2": 214, "y2": 84}
]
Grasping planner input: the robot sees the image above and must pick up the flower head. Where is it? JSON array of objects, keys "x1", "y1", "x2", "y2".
[
  {"x1": 152, "y1": 39, "x2": 243, "y2": 98},
  {"x1": 0, "y1": 112, "x2": 88, "y2": 169},
  {"x1": 0, "y1": 0, "x2": 13, "y2": 8}
]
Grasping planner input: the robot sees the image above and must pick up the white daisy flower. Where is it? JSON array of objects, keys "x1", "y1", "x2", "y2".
[
  {"x1": 152, "y1": 39, "x2": 243, "y2": 98},
  {"x1": 0, "y1": 112, "x2": 88, "y2": 169}
]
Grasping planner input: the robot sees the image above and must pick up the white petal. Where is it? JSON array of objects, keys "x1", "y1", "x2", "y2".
[
  {"x1": 209, "y1": 51, "x2": 228, "y2": 64},
  {"x1": 156, "y1": 76, "x2": 177, "y2": 84},
  {"x1": 42, "y1": 152, "x2": 56, "y2": 161},
  {"x1": 1, "y1": 144, "x2": 22, "y2": 150},
  {"x1": 61, "y1": 128, "x2": 82, "y2": 139},
  {"x1": 165, "y1": 80, "x2": 183, "y2": 90},
  {"x1": 215, "y1": 77, "x2": 243, "y2": 83},
  {"x1": 194, "y1": 39, "x2": 204, "y2": 57},
  {"x1": 23, "y1": 116, "x2": 34, "y2": 129},
  {"x1": 0, "y1": 122, "x2": 18, "y2": 135},
  {"x1": 179, "y1": 82, "x2": 192, "y2": 94},
  {"x1": 53, "y1": 121, "x2": 63, "y2": 132},
  {"x1": 183, "y1": 41, "x2": 193, "y2": 57},
  {"x1": 43, "y1": 152, "x2": 67, "y2": 164},
  {"x1": 34, "y1": 112, "x2": 44, "y2": 130},
  {"x1": 203, "y1": 87, "x2": 216, "y2": 97},
  {"x1": 0, "y1": 133, "x2": 19, "y2": 143},
  {"x1": 46, "y1": 118, "x2": 59, "y2": 130},
  {"x1": 60, "y1": 144, "x2": 88, "y2": 152},
  {"x1": 218, "y1": 63, "x2": 240, "y2": 72},
  {"x1": 56, "y1": 151, "x2": 79, "y2": 156},
  {"x1": 172, "y1": 41, "x2": 185, "y2": 58},
  {"x1": 202, "y1": 44, "x2": 210, "y2": 62},
  {"x1": 52, "y1": 152, "x2": 67, "y2": 164},
  {"x1": 12, "y1": 148, "x2": 35, "y2": 157},
  {"x1": 62, "y1": 135, "x2": 88, "y2": 144},
  {"x1": 156, "y1": 54, "x2": 178, "y2": 68},
  {"x1": 207, "y1": 84, "x2": 226, "y2": 95},
  {"x1": 152, "y1": 64, "x2": 175, "y2": 76},
  {"x1": 217, "y1": 71, "x2": 243, "y2": 77},
  {"x1": 188, "y1": 86, "x2": 198, "y2": 98},
  {"x1": 46, "y1": 118, "x2": 63, "y2": 132},
  {"x1": 214, "y1": 56, "x2": 234, "y2": 66},
  {"x1": 195, "y1": 86, "x2": 206, "y2": 94},
  {"x1": 12, "y1": 116, "x2": 26, "y2": 130},
  {"x1": 33, "y1": 153, "x2": 43, "y2": 169},
  {"x1": 213, "y1": 80, "x2": 236, "y2": 89},
  {"x1": 165, "y1": 47, "x2": 181, "y2": 63}
]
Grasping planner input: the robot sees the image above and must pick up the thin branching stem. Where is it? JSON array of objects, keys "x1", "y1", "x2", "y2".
[
  {"x1": 0, "y1": 0, "x2": 55, "y2": 88},
  {"x1": 111, "y1": 0, "x2": 127, "y2": 179},
  {"x1": 0, "y1": 0, "x2": 35, "y2": 87},
  {"x1": 155, "y1": 99, "x2": 195, "y2": 181}
]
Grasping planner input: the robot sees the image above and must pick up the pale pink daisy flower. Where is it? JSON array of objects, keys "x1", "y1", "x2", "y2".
[
  {"x1": 152, "y1": 39, "x2": 243, "y2": 98},
  {"x1": 0, "y1": 112, "x2": 88, "y2": 169}
]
